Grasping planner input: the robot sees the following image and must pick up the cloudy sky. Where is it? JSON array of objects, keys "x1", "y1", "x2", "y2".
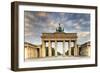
[{"x1": 24, "y1": 11, "x2": 90, "y2": 45}]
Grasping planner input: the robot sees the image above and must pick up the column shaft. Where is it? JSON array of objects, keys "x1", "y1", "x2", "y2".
[
  {"x1": 55, "y1": 41, "x2": 57, "y2": 56},
  {"x1": 63, "y1": 40, "x2": 65, "y2": 56},
  {"x1": 48, "y1": 40, "x2": 52, "y2": 57},
  {"x1": 74, "y1": 41, "x2": 78, "y2": 56},
  {"x1": 68, "y1": 40, "x2": 71, "y2": 56},
  {"x1": 41, "y1": 40, "x2": 46, "y2": 57}
]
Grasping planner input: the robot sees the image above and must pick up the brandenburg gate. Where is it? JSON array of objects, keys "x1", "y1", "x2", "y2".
[{"x1": 40, "y1": 24, "x2": 79, "y2": 58}]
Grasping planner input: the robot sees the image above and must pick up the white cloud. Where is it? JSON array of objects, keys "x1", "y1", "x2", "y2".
[
  {"x1": 25, "y1": 12, "x2": 35, "y2": 20},
  {"x1": 77, "y1": 32, "x2": 90, "y2": 44},
  {"x1": 25, "y1": 32, "x2": 32, "y2": 36},
  {"x1": 35, "y1": 12, "x2": 48, "y2": 17},
  {"x1": 78, "y1": 32, "x2": 90, "y2": 38},
  {"x1": 75, "y1": 24, "x2": 81, "y2": 30}
]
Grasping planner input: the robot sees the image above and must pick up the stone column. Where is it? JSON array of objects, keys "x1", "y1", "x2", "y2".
[
  {"x1": 68, "y1": 40, "x2": 71, "y2": 56},
  {"x1": 63, "y1": 40, "x2": 65, "y2": 56},
  {"x1": 74, "y1": 41, "x2": 78, "y2": 56},
  {"x1": 41, "y1": 40, "x2": 46, "y2": 57},
  {"x1": 48, "y1": 40, "x2": 52, "y2": 57},
  {"x1": 55, "y1": 40, "x2": 57, "y2": 56}
]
